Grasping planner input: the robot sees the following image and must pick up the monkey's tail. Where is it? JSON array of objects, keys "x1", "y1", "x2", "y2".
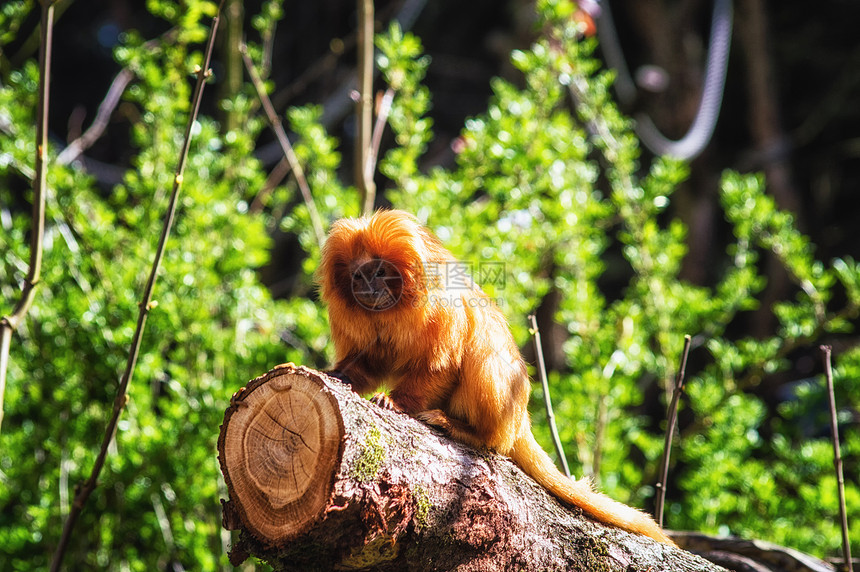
[{"x1": 508, "y1": 431, "x2": 677, "y2": 546}]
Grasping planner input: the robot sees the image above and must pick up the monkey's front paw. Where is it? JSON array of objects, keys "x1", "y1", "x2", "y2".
[
  {"x1": 414, "y1": 409, "x2": 452, "y2": 432},
  {"x1": 370, "y1": 392, "x2": 402, "y2": 412},
  {"x1": 324, "y1": 369, "x2": 348, "y2": 382}
]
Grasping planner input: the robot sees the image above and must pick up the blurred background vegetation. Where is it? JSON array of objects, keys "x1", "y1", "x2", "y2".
[{"x1": 1, "y1": 0, "x2": 859, "y2": 569}]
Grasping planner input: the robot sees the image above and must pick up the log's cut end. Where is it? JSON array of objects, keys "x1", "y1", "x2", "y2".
[{"x1": 217, "y1": 364, "x2": 345, "y2": 545}]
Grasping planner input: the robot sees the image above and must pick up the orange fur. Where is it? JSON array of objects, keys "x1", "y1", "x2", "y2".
[{"x1": 318, "y1": 209, "x2": 675, "y2": 546}]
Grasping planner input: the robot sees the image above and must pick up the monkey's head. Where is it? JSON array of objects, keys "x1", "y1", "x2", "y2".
[{"x1": 318, "y1": 210, "x2": 448, "y2": 314}]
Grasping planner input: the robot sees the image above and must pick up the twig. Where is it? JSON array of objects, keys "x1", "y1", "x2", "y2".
[
  {"x1": 56, "y1": 28, "x2": 179, "y2": 167},
  {"x1": 821, "y1": 345, "x2": 854, "y2": 572},
  {"x1": 268, "y1": 0, "x2": 413, "y2": 110},
  {"x1": 366, "y1": 87, "x2": 394, "y2": 178},
  {"x1": 56, "y1": 68, "x2": 134, "y2": 165},
  {"x1": 49, "y1": 2, "x2": 226, "y2": 569},
  {"x1": 239, "y1": 42, "x2": 325, "y2": 248},
  {"x1": 271, "y1": 31, "x2": 354, "y2": 110},
  {"x1": 655, "y1": 334, "x2": 692, "y2": 527},
  {"x1": 255, "y1": 0, "x2": 429, "y2": 167},
  {"x1": 221, "y1": 0, "x2": 243, "y2": 133},
  {"x1": 592, "y1": 385, "x2": 608, "y2": 479},
  {"x1": 528, "y1": 315, "x2": 571, "y2": 478},
  {"x1": 355, "y1": 0, "x2": 376, "y2": 216},
  {"x1": 664, "y1": 302, "x2": 859, "y2": 461},
  {"x1": 0, "y1": 0, "x2": 54, "y2": 435},
  {"x1": 6, "y1": 0, "x2": 70, "y2": 71},
  {"x1": 151, "y1": 492, "x2": 182, "y2": 569},
  {"x1": 250, "y1": 156, "x2": 292, "y2": 214}
]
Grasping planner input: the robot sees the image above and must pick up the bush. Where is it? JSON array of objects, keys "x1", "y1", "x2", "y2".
[{"x1": 0, "y1": 0, "x2": 857, "y2": 568}]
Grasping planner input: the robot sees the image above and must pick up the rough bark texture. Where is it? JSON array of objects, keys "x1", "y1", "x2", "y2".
[
  {"x1": 672, "y1": 531, "x2": 838, "y2": 572},
  {"x1": 218, "y1": 364, "x2": 728, "y2": 572}
]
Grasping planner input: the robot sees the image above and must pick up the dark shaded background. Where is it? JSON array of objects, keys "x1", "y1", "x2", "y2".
[
  {"x1": 4, "y1": 0, "x2": 860, "y2": 396},
  {"x1": 11, "y1": 1, "x2": 858, "y2": 250}
]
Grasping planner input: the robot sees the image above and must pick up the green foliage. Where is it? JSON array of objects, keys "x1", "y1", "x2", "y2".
[
  {"x1": 376, "y1": 0, "x2": 860, "y2": 558},
  {"x1": 376, "y1": 23, "x2": 433, "y2": 187},
  {"x1": 1, "y1": 0, "x2": 859, "y2": 569},
  {"x1": 0, "y1": 3, "x2": 322, "y2": 570},
  {"x1": 0, "y1": 1, "x2": 31, "y2": 50}
]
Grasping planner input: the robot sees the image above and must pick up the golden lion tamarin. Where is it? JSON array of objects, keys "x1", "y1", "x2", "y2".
[{"x1": 318, "y1": 209, "x2": 674, "y2": 546}]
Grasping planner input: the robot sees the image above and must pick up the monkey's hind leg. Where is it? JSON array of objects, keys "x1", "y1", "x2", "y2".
[{"x1": 414, "y1": 409, "x2": 488, "y2": 450}]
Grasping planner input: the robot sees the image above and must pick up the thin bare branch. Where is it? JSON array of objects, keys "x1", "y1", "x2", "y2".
[
  {"x1": 821, "y1": 345, "x2": 854, "y2": 572},
  {"x1": 221, "y1": 0, "x2": 243, "y2": 133},
  {"x1": 250, "y1": 157, "x2": 292, "y2": 214},
  {"x1": 6, "y1": 0, "x2": 70, "y2": 71},
  {"x1": 655, "y1": 334, "x2": 692, "y2": 527},
  {"x1": 239, "y1": 43, "x2": 325, "y2": 248},
  {"x1": 0, "y1": 0, "x2": 54, "y2": 435},
  {"x1": 272, "y1": 34, "x2": 352, "y2": 110},
  {"x1": 56, "y1": 68, "x2": 134, "y2": 166},
  {"x1": 268, "y1": 0, "x2": 416, "y2": 110},
  {"x1": 592, "y1": 386, "x2": 608, "y2": 480},
  {"x1": 56, "y1": 28, "x2": 179, "y2": 168},
  {"x1": 528, "y1": 315, "x2": 571, "y2": 478},
  {"x1": 355, "y1": 0, "x2": 376, "y2": 216},
  {"x1": 366, "y1": 87, "x2": 394, "y2": 178},
  {"x1": 49, "y1": 2, "x2": 226, "y2": 568},
  {"x1": 256, "y1": 0, "x2": 429, "y2": 167}
]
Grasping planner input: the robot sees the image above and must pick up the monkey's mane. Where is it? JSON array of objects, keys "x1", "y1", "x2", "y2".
[{"x1": 318, "y1": 210, "x2": 451, "y2": 313}]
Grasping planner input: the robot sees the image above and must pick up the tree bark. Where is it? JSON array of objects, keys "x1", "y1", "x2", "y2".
[
  {"x1": 672, "y1": 531, "x2": 838, "y2": 572},
  {"x1": 217, "y1": 364, "x2": 728, "y2": 572}
]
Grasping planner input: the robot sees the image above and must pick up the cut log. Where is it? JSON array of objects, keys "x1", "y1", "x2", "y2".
[
  {"x1": 217, "y1": 364, "x2": 729, "y2": 572},
  {"x1": 218, "y1": 363, "x2": 344, "y2": 544}
]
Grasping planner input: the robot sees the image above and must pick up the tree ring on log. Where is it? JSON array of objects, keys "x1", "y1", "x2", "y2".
[{"x1": 218, "y1": 364, "x2": 345, "y2": 545}]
